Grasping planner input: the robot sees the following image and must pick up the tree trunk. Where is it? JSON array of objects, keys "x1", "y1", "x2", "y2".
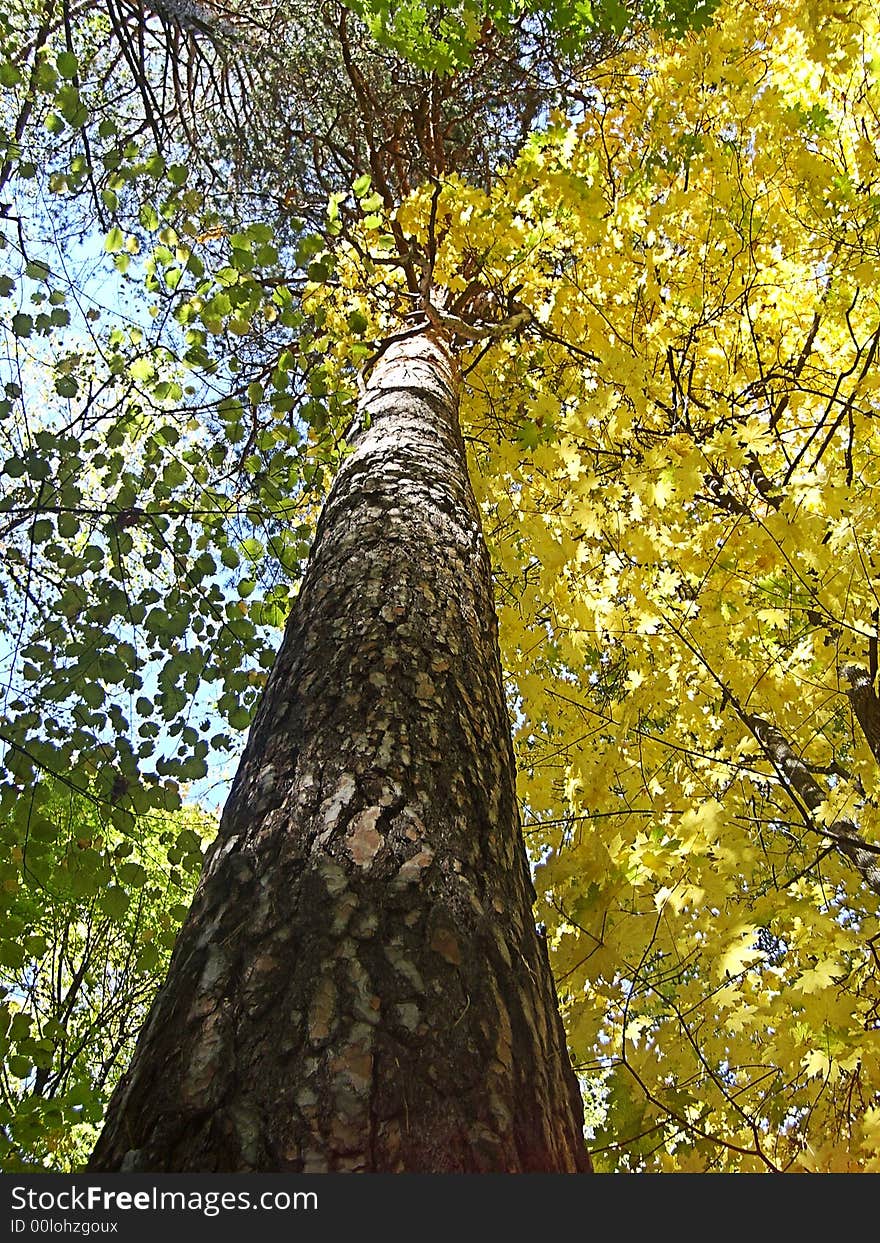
[{"x1": 88, "y1": 332, "x2": 590, "y2": 1174}]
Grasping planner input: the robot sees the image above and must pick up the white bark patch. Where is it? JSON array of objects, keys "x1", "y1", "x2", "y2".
[
  {"x1": 344, "y1": 807, "x2": 384, "y2": 868},
  {"x1": 255, "y1": 764, "x2": 276, "y2": 794},
  {"x1": 312, "y1": 825, "x2": 333, "y2": 852},
  {"x1": 320, "y1": 773, "x2": 357, "y2": 830},
  {"x1": 199, "y1": 833, "x2": 238, "y2": 885}
]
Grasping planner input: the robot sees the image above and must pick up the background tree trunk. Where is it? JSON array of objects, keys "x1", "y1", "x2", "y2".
[{"x1": 88, "y1": 333, "x2": 590, "y2": 1173}]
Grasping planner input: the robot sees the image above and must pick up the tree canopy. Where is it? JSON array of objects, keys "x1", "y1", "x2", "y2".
[{"x1": 2, "y1": 0, "x2": 880, "y2": 1172}]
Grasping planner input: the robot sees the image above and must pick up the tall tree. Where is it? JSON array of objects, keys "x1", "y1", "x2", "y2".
[
  {"x1": 89, "y1": 331, "x2": 590, "y2": 1172},
  {"x1": 63, "y1": 0, "x2": 646, "y2": 1175}
]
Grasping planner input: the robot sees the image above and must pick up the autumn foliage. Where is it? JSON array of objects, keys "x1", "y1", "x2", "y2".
[
  {"x1": 316, "y1": 0, "x2": 880, "y2": 1170},
  {"x1": 2, "y1": 0, "x2": 880, "y2": 1171}
]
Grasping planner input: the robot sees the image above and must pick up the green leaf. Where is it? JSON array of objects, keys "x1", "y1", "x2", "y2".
[
  {"x1": 135, "y1": 943, "x2": 161, "y2": 972},
  {"x1": 56, "y1": 51, "x2": 79, "y2": 79},
  {"x1": 25, "y1": 260, "x2": 51, "y2": 282},
  {"x1": 55, "y1": 376, "x2": 78, "y2": 399},
  {"x1": 139, "y1": 203, "x2": 160, "y2": 230},
  {"x1": 100, "y1": 887, "x2": 130, "y2": 919},
  {"x1": 227, "y1": 706, "x2": 251, "y2": 730},
  {"x1": 80, "y1": 683, "x2": 105, "y2": 709},
  {"x1": 240, "y1": 538, "x2": 264, "y2": 561},
  {"x1": 0, "y1": 62, "x2": 22, "y2": 88},
  {"x1": 146, "y1": 154, "x2": 166, "y2": 180},
  {"x1": 516, "y1": 420, "x2": 542, "y2": 450},
  {"x1": 117, "y1": 862, "x2": 147, "y2": 888}
]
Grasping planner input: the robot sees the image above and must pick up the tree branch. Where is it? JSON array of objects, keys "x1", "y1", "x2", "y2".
[
  {"x1": 743, "y1": 712, "x2": 880, "y2": 895},
  {"x1": 843, "y1": 663, "x2": 880, "y2": 766}
]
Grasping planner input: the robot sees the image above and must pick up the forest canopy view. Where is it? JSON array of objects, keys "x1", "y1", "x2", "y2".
[{"x1": 1, "y1": 0, "x2": 880, "y2": 1173}]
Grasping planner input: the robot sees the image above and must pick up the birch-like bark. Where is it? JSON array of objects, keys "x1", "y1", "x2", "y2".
[
  {"x1": 744, "y1": 712, "x2": 880, "y2": 895},
  {"x1": 89, "y1": 333, "x2": 590, "y2": 1173},
  {"x1": 843, "y1": 664, "x2": 880, "y2": 767}
]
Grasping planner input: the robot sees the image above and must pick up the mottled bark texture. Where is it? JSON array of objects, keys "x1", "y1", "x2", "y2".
[{"x1": 89, "y1": 333, "x2": 590, "y2": 1173}]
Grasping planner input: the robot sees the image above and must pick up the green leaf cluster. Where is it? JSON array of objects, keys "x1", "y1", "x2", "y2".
[{"x1": 0, "y1": 779, "x2": 212, "y2": 1171}]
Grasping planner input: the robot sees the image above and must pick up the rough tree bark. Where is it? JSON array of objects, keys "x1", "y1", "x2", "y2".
[{"x1": 88, "y1": 332, "x2": 591, "y2": 1173}]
